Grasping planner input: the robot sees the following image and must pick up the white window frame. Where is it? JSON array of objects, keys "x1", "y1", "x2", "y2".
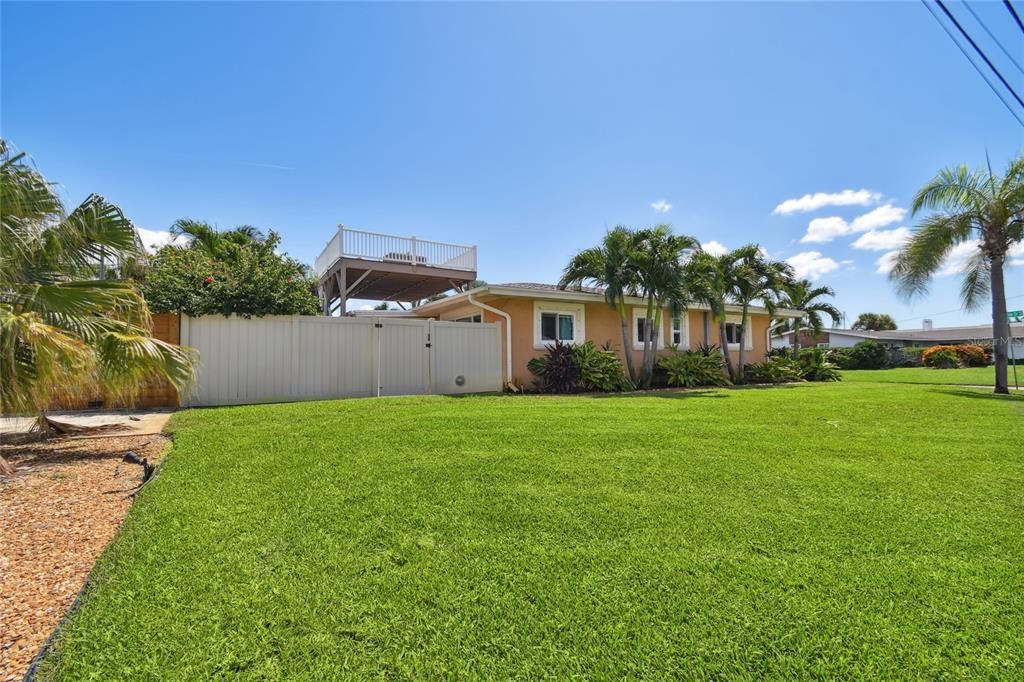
[
  {"x1": 453, "y1": 313, "x2": 482, "y2": 323},
  {"x1": 632, "y1": 309, "x2": 690, "y2": 350},
  {"x1": 724, "y1": 315, "x2": 754, "y2": 351},
  {"x1": 632, "y1": 307, "x2": 665, "y2": 351},
  {"x1": 534, "y1": 301, "x2": 585, "y2": 348},
  {"x1": 671, "y1": 314, "x2": 689, "y2": 349}
]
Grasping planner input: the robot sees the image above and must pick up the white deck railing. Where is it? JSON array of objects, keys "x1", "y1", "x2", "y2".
[{"x1": 315, "y1": 226, "x2": 477, "y2": 278}]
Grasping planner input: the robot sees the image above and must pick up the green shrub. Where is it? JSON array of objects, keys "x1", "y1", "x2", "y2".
[
  {"x1": 925, "y1": 347, "x2": 959, "y2": 369},
  {"x1": 922, "y1": 344, "x2": 989, "y2": 368},
  {"x1": 799, "y1": 349, "x2": 842, "y2": 382},
  {"x1": 845, "y1": 340, "x2": 889, "y2": 369},
  {"x1": 657, "y1": 351, "x2": 731, "y2": 388},
  {"x1": 743, "y1": 357, "x2": 803, "y2": 384},
  {"x1": 527, "y1": 341, "x2": 631, "y2": 393},
  {"x1": 143, "y1": 232, "x2": 320, "y2": 317},
  {"x1": 574, "y1": 342, "x2": 634, "y2": 392}
]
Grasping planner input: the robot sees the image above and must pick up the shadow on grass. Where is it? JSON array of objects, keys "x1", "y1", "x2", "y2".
[{"x1": 927, "y1": 387, "x2": 1024, "y2": 402}]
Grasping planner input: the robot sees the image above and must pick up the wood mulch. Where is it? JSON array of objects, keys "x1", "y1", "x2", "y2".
[{"x1": 0, "y1": 434, "x2": 169, "y2": 681}]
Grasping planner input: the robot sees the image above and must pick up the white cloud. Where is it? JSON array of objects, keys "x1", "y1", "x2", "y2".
[
  {"x1": 937, "y1": 240, "x2": 982, "y2": 276},
  {"x1": 702, "y1": 240, "x2": 728, "y2": 256},
  {"x1": 650, "y1": 199, "x2": 672, "y2": 214},
  {"x1": 801, "y1": 216, "x2": 849, "y2": 243},
  {"x1": 875, "y1": 250, "x2": 899, "y2": 274},
  {"x1": 785, "y1": 251, "x2": 840, "y2": 279},
  {"x1": 1010, "y1": 242, "x2": 1024, "y2": 267},
  {"x1": 799, "y1": 204, "x2": 906, "y2": 243},
  {"x1": 851, "y1": 205, "x2": 906, "y2": 232},
  {"x1": 136, "y1": 227, "x2": 187, "y2": 254},
  {"x1": 772, "y1": 189, "x2": 880, "y2": 215},
  {"x1": 851, "y1": 226, "x2": 912, "y2": 251}
]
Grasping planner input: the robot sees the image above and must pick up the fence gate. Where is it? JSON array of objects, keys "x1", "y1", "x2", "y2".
[{"x1": 180, "y1": 315, "x2": 501, "y2": 407}]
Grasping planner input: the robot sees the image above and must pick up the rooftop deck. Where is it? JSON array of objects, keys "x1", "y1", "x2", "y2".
[
  {"x1": 316, "y1": 226, "x2": 478, "y2": 314},
  {"x1": 314, "y1": 227, "x2": 477, "y2": 279}
]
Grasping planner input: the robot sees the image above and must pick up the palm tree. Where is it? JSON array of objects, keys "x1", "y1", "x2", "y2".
[
  {"x1": 687, "y1": 245, "x2": 792, "y2": 382},
  {"x1": 775, "y1": 279, "x2": 842, "y2": 350},
  {"x1": 729, "y1": 247, "x2": 794, "y2": 378},
  {"x1": 891, "y1": 157, "x2": 1024, "y2": 394},
  {"x1": 559, "y1": 226, "x2": 641, "y2": 382},
  {"x1": 169, "y1": 219, "x2": 265, "y2": 256},
  {"x1": 630, "y1": 226, "x2": 700, "y2": 387},
  {"x1": 685, "y1": 250, "x2": 738, "y2": 380},
  {"x1": 0, "y1": 140, "x2": 196, "y2": 474}
]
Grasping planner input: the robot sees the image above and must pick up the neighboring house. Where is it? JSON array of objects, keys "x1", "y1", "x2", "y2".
[
  {"x1": 773, "y1": 319, "x2": 1024, "y2": 357},
  {"x1": 770, "y1": 328, "x2": 831, "y2": 349},
  {"x1": 358, "y1": 282, "x2": 801, "y2": 387}
]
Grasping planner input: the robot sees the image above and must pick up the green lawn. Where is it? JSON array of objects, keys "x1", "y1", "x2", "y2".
[
  {"x1": 42, "y1": 382, "x2": 1024, "y2": 679},
  {"x1": 843, "y1": 366, "x2": 1004, "y2": 385}
]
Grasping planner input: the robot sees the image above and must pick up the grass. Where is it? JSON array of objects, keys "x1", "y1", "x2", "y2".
[
  {"x1": 42, "y1": 382, "x2": 1024, "y2": 679},
  {"x1": 843, "y1": 366, "x2": 1006, "y2": 385}
]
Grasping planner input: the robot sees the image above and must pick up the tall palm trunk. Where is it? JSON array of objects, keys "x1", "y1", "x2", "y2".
[
  {"x1": 719, "y1": 320, "x2": 736, "y2": 381},
  {"x1": 991, "y1": 254, "x2": 1009, "y2": 394},
  {"x1": 617, "y1": 298, "x2": 637, "y2": 382},
  {"x1": 648, "y1": 306, "x2": 664, "y2": 383},
  {"x1": 737, "y1": 308, "x2": 750, "y2": 383},
  {"x1": 640, "y1": 295, "x2": 656, "y2": 387}
]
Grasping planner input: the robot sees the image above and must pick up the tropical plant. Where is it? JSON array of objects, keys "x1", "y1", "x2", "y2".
[
  {"x1": 168, "y1": 219, "x2": 265, "y2": 256},
  {"x1": 574, "y1": 341, "x2": 633, "y2": 392},
  {"x1": 527, "y1": 341, "x2": 581, "y2": 393},
  {"x1": 775, "y1": 279, "x2": 841, "y2": 350},
  {"x1": 695, "y1": 341, "x2": 720, "y2": 358},
  {"x1": 851, "y1": 312, "x2": 898, "y2": 331},
  {"x1": 527, "y1": 341, "x2": 632, "y2": 393},
  {"x1": 142, "y1": 229, "x2": 319, "y2": 317},
  {"x1": 0, "y1": 140, "x2": 196, "y2": 473},
  {"x1": 798, "y1": 348, "x2": 842, "y2": 382},
  {"x1": 684, "y1": 251, "x2": 738, "y2": 380},
  {"x1": 657, "y1": 351, "x2": 731, "y2": 388},
  {"x1": 629, "y1": 226, "x2": 700, "y2": 388},
  {"x1": 559, "y1": 226, "x2": 641, "y2": 383},
  {"x1": 890, "y1": 155, "x2": 1024, "y2": 393},
  {"x1": 743, "y1": 357, "x2": 803, "y2": 384}
]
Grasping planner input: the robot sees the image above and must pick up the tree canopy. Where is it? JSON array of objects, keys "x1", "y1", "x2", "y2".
[
  {"x1": 142, "y1": 222, "x2": 320, "y2": 318},
  {"x1": 851, "y1": 312, "x2": 897, "y2": 331}
]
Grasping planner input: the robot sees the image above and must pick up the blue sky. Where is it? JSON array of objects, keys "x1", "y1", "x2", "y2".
[{"x1": 3, "y1": 1, "x2": 1022, "y2": 325}]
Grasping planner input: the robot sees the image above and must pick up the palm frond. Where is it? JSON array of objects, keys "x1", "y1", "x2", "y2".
[
  {"x1": 911, "y1": 164, "x2": 990, "y2": 216},
  {"x1": 890, "y1": 213, "x2": 974, "y2": 300}
]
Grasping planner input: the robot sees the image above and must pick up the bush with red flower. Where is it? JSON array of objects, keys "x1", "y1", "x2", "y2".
[{"x1": 142, "y1": 228, "x2": 319, "y2": 317}]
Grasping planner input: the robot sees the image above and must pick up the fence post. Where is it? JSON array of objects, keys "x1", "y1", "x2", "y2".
[{"x1": 410, "y1": 236, "x2": 417, "y2": 265}]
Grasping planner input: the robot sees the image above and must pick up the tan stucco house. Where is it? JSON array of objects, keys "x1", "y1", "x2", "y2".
[{"x1": 373, "y1": 283, "x2": 800, "y2": 387}]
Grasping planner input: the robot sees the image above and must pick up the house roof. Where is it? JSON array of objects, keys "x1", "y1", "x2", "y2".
[
  {"x1": 779, "y1": 323, "x2": 1024, "y2": 343},
  {"x1": 407, "y1": 282, "x2": 804, "y2": 318}
]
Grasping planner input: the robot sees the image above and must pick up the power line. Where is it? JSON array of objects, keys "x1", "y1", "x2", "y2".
[
  {"x1": 893, "y1": 293, "x2": 1024, "y2": 324},
  {"x1": 965, "y1": 1, "x2": 1024, "y2": 74},
  {"x1": 936, "y1": 0, "x2": 1024, "y2": 110},
  {"x1": 921, "y1": 0, "x2": 1024, "y2": 127},
  {"x1": 1005, "y1": 0, "x2": 1024, "y2": 35}
]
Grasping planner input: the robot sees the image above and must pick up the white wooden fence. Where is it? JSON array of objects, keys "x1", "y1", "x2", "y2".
[{"x1": 180, "y1": 315, "x2": 502, "y2": 406}]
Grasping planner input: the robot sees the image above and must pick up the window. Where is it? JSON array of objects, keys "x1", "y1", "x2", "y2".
[
  {"x1": 541, "y1": 312, "x2": 574, "y2": 341},
  {"x1": 816, "y1": 342, "x2": 830, "y2": 349},
  {"x1": 533, "y1": 302, "x2": 585, "y2": 348},
  {"x1": 724, "y1": 317, "x2": 753, "y2": 350},
  {"x1": 635, "y1": 316, "x2": 656, "y2": 344},
  {"x1": 454, "y1": 314, "x2": 482, "y2": 323},
  {"x1": 671, "y1": 317, "x2": 683, "y2": 346},
  {"x1": 725, "y1": 322, "x2": 741, "y2": 345}
]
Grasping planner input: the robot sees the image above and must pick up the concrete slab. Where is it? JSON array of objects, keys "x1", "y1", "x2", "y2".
[{"x1": 0, "y1": 409, "x2": 174, "y2": 441}]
